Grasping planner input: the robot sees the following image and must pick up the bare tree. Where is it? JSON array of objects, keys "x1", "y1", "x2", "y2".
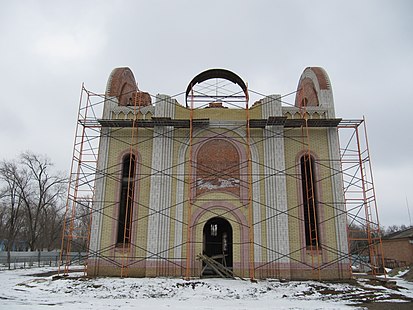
[
  {"x1": 72, "y1": 198, "x2": 92, "y2": 252},
  {"x1": 39, "y1": 202, "x2": 64, "y2": 250},
  {"x1": 0, "y1": 202, "x2": 5, "y2": 240},
  {"x1": 383, "y1": 224, "x2": 409, "y2": 236},
  {"x1": 347, "y1": 222, "x2": 368, "y2": 254},
  {"x1": 0, "y1": 160, "x2": 25, "y2": 268},
  {"x1": 13, "y1": 152, "x2": 67, "y2": 251}
]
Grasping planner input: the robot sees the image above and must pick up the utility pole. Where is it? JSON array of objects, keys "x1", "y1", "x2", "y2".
[{"x1": 406, "y1": 196, "x2": 412, "y2": 227}]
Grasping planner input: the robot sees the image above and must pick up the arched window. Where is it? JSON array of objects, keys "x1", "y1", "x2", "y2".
[
  {"x1": 300, "y1": 154, "x2": 319, "y2": 247},
  {"x1": 117, "y1": 154, "x2": 136, "y2": 244},
  {"x1": 196, "y1": 139, "x2": 240, "y2": 197}
]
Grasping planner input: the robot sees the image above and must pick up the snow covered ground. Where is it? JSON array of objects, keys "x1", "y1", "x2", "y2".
[{"x1": 0, "y1": 267, "x2": 412, "y2": 309}]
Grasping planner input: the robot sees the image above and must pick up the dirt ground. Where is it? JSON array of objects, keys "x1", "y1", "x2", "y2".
[
  {"x1": 29, "y1": 267, "x2": 413, "y2": 309},
  {"x1": 358, "y1": 267, "x2": 413, "y2": 309},
  {"x1": 360, "y1": 301, "x2": 413, "y2": 309},
  {"x1": 401, "y1": 268, "x2": 413, "y2": 282}
]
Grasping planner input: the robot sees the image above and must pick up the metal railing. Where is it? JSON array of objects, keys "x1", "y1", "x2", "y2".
[{"x1": 0, "y1": 251, "x2": 87, "y2": 270}]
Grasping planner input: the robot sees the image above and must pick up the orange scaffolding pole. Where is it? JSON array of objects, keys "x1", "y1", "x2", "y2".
[
  {"x1": 59, "y1": 85, "x2": 99, "y2": 276},
  {"x1": 245, "y1": 84, "x2": 255, "y2": 280},
  {"x1": 185, "y1": 86, "x2": 195, "y2": 279},
  {"x1": 339, "y1": 119, "x2": 384, "y2": 277},
  {"x1": 362, "y1": 117, "x2": 385, "y2": 275}
]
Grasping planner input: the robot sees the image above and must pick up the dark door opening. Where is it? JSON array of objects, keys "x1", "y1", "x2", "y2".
[{"x1": 203, "y1": 217, "x2": 233, "y2": 275}]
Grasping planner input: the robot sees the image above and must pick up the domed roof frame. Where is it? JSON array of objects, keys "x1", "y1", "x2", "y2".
[{"x1": 185, "y1": 68, "x2": 248, "y2": 108}]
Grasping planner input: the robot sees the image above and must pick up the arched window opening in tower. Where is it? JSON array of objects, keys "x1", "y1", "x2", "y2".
[
  {"x1": 117, "y1": 154, "x2": 136, "y2": 244},
  {"x1": 301, "y1": 97, "x2": 308, "y2": 107},
  {"x1": 300, "y1": 154, "x2": 319, "y2": 247}
]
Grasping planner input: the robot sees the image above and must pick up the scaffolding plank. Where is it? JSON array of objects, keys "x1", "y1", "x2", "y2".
[
  {"x1": 99, "y1": 117, "x2": 342, "y2": 128},
  {"x1": 250, "y1": 116, "x2": 287, "y2": 128},
  {"x1": 98, "y1": 118, "x2": 209, "y2": 128},
  {"x1": 306, "y1": 118, "x2": 342, "y2": 127},
  {"x1": 285, "y1": 119, "x2": 306, "y2": 127},
  {"x1": 250, "y1": 117, "x2": 342, "y2": 128}
]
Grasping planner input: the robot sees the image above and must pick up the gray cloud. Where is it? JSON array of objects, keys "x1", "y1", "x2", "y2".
[{"x1": 1, "y1": 0, "x2": 412, "y2": 226}]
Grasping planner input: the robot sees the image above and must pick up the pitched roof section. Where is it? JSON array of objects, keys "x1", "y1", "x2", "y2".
[
  {"x1": 383, "y1": 227, "x2": 413, "y2": 240},
  {"x1": 295, "y1": 67, "x2": 333, "y2": 108},
  {"x1": 311, "y1": 67, "x2": 331, "y2": 90},
  {"x1": 106, "y1": 67, "x2": 151, "y2": 107}
]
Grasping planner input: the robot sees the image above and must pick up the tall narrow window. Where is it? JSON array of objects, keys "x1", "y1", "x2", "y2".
[
  {"x1": 117, "y1": 154, "x2": 136, "y2": 244},
  {"x1": 300, "y1": 154, "x2": 319, "y2": 247}
]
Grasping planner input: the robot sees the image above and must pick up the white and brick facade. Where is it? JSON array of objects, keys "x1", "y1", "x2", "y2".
[{"x1": 88, "y1": 67, "x2": 351, "y2": 280}]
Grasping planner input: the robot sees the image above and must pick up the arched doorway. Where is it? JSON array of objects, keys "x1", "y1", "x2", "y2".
[{"x1": 203, "y1": 217, "x2": 233, "y2": 275}]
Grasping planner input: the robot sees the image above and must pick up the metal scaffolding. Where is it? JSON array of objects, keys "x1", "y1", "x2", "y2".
[
  {"x1": 339, "y1": 119, "x2": 385, "y2": 275},
  {"x1": 59, "y1": 77, "x2": 384, "y2": 279}
]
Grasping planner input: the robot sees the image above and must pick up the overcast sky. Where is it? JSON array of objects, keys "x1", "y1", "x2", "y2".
[{"x1": 1, "y1": 0, "x2": 412, "y2": 227}]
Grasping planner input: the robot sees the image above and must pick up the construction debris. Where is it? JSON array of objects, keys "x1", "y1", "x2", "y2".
[{"x1": 197, "y1": 253, "x2": 235, "y2": 279}]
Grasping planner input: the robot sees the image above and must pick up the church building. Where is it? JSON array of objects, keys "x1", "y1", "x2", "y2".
[{"x1": 88, "y1": 67, "x2": 350, "y2": 280}]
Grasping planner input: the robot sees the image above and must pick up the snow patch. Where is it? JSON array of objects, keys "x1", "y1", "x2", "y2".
[{"x1": 0, "y1": 267, "x2": 412, "y2": 309}]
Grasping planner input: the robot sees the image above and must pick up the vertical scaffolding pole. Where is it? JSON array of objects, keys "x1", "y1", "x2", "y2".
[
  {"x1": 362, "y1": 118, "x2": 385, "y2": 274},
  {"x1": 59, "y1": 85, "x2": 101, "y2": 276},
  {"x1": 59, "y1": 85, "x2": 85, "y2": 276},
  {"x1": 355, "y1": 125, "x2": 374, "y2": 274},
  {"x1": 339, "y1": 119, "x2": 384, "y2": 276},
  {"x1": 354, "y1": 120, "x2": 384, "y2": 276},
  {"x1": 245, "y1": 85, "x2": 255, "y2": 280},
  {"x1": 185, "y1": 86, "x2": 195, "y2": 279}
]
